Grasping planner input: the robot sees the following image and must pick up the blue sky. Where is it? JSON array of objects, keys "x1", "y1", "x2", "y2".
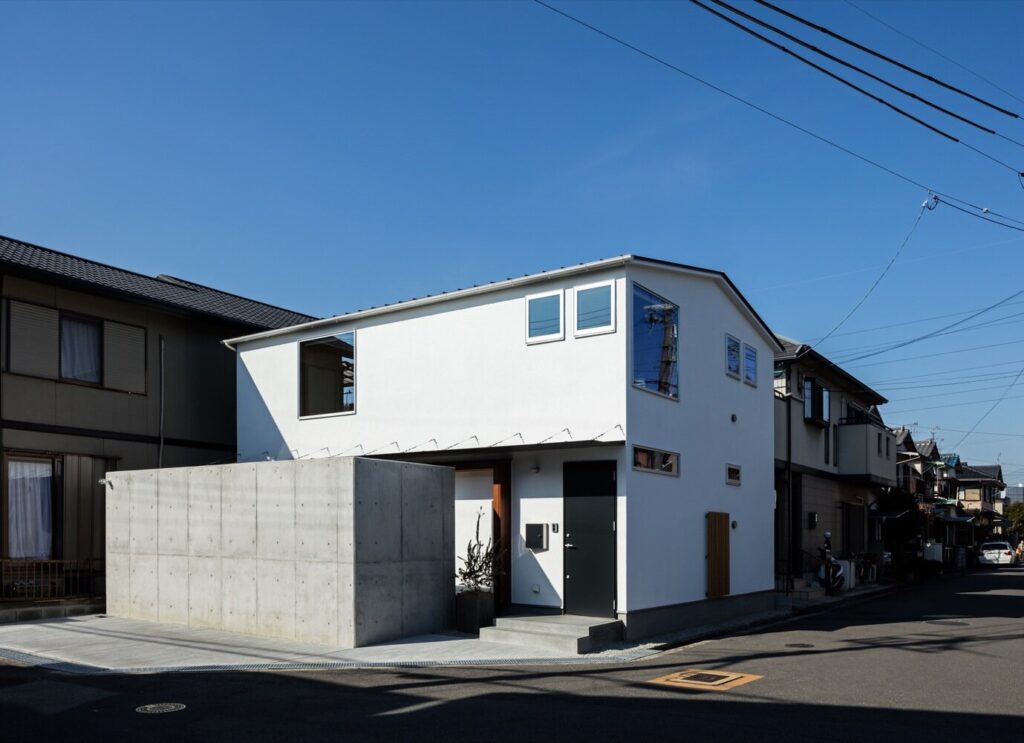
[{"x1": 3, "y1": 0, "x2": 1024, "y2": 474}]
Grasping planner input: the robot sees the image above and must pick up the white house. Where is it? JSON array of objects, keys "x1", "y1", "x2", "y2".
[{"x1": 225, "y1": 255, "x2": 782, "y2": 639}]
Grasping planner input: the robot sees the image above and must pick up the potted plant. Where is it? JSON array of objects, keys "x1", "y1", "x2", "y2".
[{"x1": 455, "y1": 510, "x2": 502, "y2": 634}]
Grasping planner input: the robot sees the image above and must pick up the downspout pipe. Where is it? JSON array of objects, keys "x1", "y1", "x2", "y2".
[{"x1": 158, "y1": 335, "x2": 165, "y2": 468}]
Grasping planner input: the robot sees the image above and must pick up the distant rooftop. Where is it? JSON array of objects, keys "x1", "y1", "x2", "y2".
[{"x1": 0, "y1": 234, "x2": 316, "y2": 330}]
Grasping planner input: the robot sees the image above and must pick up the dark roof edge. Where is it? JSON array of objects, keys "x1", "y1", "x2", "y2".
[{"x1": 777, "y1": 344, "x2": 888, "y2": 407}]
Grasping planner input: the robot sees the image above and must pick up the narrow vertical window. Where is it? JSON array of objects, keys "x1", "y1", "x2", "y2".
[
  {"x1": 743, "y1": 344, "x2": 758, "y2": 386},
  {"x1": 60, "y1": 315, "x2": 102, "y2": 384},
  {"x1": 726, "y1": 335, "x2": 742, "y2": 379},
  {"x1": 877, "y1": 432, "x2": 882, "y2": 455},
  {"x1": 574, "y1": 282, "x2": 615, "y2": 336},
  {"x1": 300, "y1": 332, "x2": 355, "y2": 416},
  {"x1": 833, "y1": 424, "x2": 838, "y2": 467},
  {"x1": 824, "y1": 425, "x2": 830, "y2": 465},
  {"x1": 525, "y1": 291, "x2": 564, "y2": 343},
  {"x1": 886, "y1": 436, "x2": 891, "y2": 460},
  {"x1": 632, "y1": 284, "x2": 678, "y2": 399}
]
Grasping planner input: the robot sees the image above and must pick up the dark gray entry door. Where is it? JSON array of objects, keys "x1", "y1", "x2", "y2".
[{"x1": 563, "y1": 461, "x2": 617, "y2": 618}]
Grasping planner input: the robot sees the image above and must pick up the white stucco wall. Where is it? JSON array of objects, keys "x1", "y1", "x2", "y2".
[
  {"x1": 236, "y1": 270, "x2": 628, "y2": 462},
  {"x1": 624, "y1": 265, "x2": 777, "y2": 611}
]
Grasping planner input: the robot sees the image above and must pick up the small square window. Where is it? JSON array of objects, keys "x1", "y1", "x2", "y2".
[
  {"x1": 743, "y1": 344, "x2": 758, "y2": 386},
  {"x1": 526, "y1": 291, "x2": 564, "y2": 343},
  {"x1": 726, "y1": 464, "x2": 742, "y2": 486},
  {"x1": 574, "y1": 281, "x2": 615, "y2": 337},
  {"x1": 633, "y1": 446, "x2": 679, "y2": 476},
  {"x1": 726, "y1": 335, "x2": 741, "y2": 379}
]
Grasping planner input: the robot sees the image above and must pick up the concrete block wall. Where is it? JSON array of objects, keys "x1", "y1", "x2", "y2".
[{"x1": 106, "y1": 457, "x2": 454, "y2": 647}]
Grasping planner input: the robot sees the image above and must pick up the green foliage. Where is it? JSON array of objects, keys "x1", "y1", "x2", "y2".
[
  {"x1": 1006, "y1": 501, "x2": 1024, "y2": 535},
  {"x1": 456, "y1": 510, "x2": 502, "y2": 592}
]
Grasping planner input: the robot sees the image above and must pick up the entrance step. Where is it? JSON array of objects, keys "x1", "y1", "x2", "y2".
[{"x1": 479, "y1": 615, "x2": 623, "y2": 654}]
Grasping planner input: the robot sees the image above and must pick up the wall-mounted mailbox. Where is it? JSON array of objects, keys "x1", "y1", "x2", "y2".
[{"x1": 525, "y1": 523, "x2": 549, "y2": 550}]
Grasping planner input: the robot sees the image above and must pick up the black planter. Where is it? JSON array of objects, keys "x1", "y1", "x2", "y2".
[{"x1": 455, "y1": 590, "x2": 494, "y2": 634}]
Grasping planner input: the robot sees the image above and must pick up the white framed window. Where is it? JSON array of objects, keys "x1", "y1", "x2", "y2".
[
  {"x1": 525, "y1": 290, "x2": 564, "y2": 344},
  {"x1": 743, "y1": 343, "x2": 758, "y2": 386},
  {"x1": 573, "y1": 280, "x2": 616, "y2": 337},
  {"x1": 633, "y1": 446, "x2": 679, "y2": 476},
  {"x1": 725, "y1": 334, "x2": 741, "y2": 379},
  {"x1": 726, "y1": 464, "x2": 742, "y2": 486}
]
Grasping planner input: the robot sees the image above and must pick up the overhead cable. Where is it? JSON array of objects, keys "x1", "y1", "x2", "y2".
[
  {"x1": 753, "y1": 0, "x2": 1020, "y2": 119},
  {"x1": 841, "y1": 0, "x2": 1024, "y2": 108},
  {"x1": 704, "y1": 0, "x2": 1024, "y2": 147},
  {"x1": 530, "y1": 1, "x2": 1024, "y2": 228}
]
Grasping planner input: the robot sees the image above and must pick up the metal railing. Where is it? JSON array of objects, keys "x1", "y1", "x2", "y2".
[{"x1": 0, "y1": 559, "x2": 103, "y2": 602}]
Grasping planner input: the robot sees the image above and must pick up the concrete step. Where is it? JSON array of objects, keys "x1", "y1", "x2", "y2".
[{"x1": 479, "y1": 615, "x2": 624, "y2": 655}]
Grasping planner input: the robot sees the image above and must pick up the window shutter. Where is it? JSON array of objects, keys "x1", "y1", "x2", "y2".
[
  {"x1": 103, "y1": 321, "x2": 146, "y2": 393},
  {"x1": 8, "y1": 301, "x2": 59, "y2": 378}
]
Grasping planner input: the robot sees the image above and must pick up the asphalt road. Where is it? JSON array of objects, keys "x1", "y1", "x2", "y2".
[{"x1": 2, "y1": 567, "x2": 1023, "y2": 742}]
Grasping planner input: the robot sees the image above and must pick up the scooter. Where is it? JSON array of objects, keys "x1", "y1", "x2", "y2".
[{"x1": 817, "y1": 531, "x2": 845, "y2": 594}]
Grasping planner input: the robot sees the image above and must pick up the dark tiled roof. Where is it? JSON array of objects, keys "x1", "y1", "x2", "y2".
[
  {"x1": 0, "y1": 234, "x2": 315, "y2": 330},
  {"x1": 959, "y1": 463, "x2": 1004, "y2": 483},
  {"x1": 773, "y1": 334, "x2": 887, "y2": 406}
]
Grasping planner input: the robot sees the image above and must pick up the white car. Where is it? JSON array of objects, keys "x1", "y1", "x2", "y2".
[{"x1": 978, "y1": 541, "x2": 1017, "y2": 567}]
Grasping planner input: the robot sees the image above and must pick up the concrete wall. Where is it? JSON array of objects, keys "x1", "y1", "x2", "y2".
[{"x1": 106, "y1": 457, "x2": 454, "y2": 647}]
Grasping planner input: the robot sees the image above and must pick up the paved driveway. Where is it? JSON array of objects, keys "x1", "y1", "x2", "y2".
[{"x1": 2, "y1": 567, "x2": 1022, "y2": 741}]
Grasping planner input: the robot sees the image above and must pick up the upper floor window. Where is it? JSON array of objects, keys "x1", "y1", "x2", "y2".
[
  {"x1": 743, "y1": 344, "x2": 757, "y2": 386},
  {"x1": 574, "y1": 281, "x2": 615, "y2": 337},
  {"x1": 634, "y1": 446, "x2": 679, "y2": 476},
  {"x1": 803, "y1": 378, "x2": 829, "y2": 426},
  {"x1": 526, "y1": 290, "x2": 564, "y2": 343},
  {"x1": 60, "y1": 315, "x2": 102, "y2": 384},
  {"x1": 632, "y1": 284, "x2": 678, "y2": 399},
  {"x1": 726, "y1": 335, "x2": 742, "y2": 379},
  {"x1": 300, "y1": 332, "x2": 355, "y2": 417}
]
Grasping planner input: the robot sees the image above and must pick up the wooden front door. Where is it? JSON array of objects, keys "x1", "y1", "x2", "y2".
[{"x1": 706, "y1": 511, "x2": 730, "y2": 599}]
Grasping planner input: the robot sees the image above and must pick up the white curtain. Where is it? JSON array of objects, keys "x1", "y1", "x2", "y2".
[
  {"x1": 61, "y1": 318, "x2": 101, "y2": 383},
  {"x1": 8, "y1": 460, "x2": 53, "y2": 559}
]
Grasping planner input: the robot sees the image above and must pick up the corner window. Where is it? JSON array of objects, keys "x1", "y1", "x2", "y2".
[
  {"x1": 726, "y1": 335, "x2": 741, "y2": 379},
  {"x1": 574, "y1": 281, "x2": 615, "y2": 337},
  {"x1": 526, "y1": 290, "x2": 564, "y2": 343},
  {"x1": 299, "y1": 332, "x2": 355, "y2": 417},
  {"x1": 632, "y1": 284, "x2": 678, "y2": 399},
  {"x1": 60, "y1": 315, "x2": 102, "y2": 384},
  {"x1": 726, "y1": 464, "x2": 742, "y2": 486},
  {"x1": 633, "y1": 446, "x2": 679, "y2": 476},
  {"x1": 743, "y1": 344, "x2": 757, "y2": 386}
]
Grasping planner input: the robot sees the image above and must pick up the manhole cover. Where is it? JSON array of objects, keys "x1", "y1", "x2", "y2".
[
  {"x1": 926, "y1": 620, "x2": 968, "y2": 627},
  {"x1": 648, "y1": 669, "x2": 762, "y2": 692},
  {"x1": 136, "y1": 703, "x2": 186, "y2": 714},
  {"x1": 785, "y1": 643, "x2": 815, "y2": 648}
]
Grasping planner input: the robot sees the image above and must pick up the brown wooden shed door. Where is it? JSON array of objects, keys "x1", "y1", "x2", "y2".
[{"x1": 706, "y1": 512, "x2": 730, "y2": 599}]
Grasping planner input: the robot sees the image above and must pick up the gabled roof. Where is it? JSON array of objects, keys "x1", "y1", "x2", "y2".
[
  {"x1": 774, "y1": 335, "x2": 887, "y2": 407},
  {"x1": 894, "y1": 426, "x2": 915, "y2": 449},
  {"x1": 0, "y1": 234, "x2": 316, "y2": 330},
  {"x1": 916, "y1": 439, "x2": 939, "y2": 459},
  {"x1": 224, "y1": 254, "x2": 783, "y2": 350},
  {"x1": 959, "y1": 463, "x2": 1005, "y2": 486}
]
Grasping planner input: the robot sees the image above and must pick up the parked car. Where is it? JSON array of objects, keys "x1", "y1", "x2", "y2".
[{"x1": 977, "y1": 541, "x2": 1017, "y2": 567}]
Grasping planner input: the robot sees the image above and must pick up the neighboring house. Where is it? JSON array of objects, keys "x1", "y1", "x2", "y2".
[
  {"x1": 772, "y1": 337, "x2": 897, "y2": 587},
  {"x1": 894, "y1": 427, "x2": 924, "y2": 497},
  {"x1": 0, "y1": 234, "x2": 314, "y2": 615},
  {"x1": 226, "y1": 255, "x2": 782, "y2": 639},
  {"x1": 957, "y1": 463, "x2": 1006, "y2": 537}
]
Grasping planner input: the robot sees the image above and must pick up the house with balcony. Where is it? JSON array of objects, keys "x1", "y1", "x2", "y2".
[
  {"x1": 773, "y1": 337, "x2": 896, "y2": 588},
  {"x1": 0, "y1": 234, "x2": 314, "y2": 620},
  {"x1": 957, "y1": 463, "x2": 1006, "y2": 537},
  {"x1": 227, "y1": 255, "x2": 782, "y2": 641}
]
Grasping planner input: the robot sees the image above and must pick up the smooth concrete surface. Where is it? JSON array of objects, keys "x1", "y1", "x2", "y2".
[
  {"x1": 105, "y1": 457, "x2": 454, "y2": 648},
  {"x1": 619, "y1": 589, "x2": 777, "y2": 640},
  {"x1": 0, "y1": 615, "x2": 588, "y2": 672}
]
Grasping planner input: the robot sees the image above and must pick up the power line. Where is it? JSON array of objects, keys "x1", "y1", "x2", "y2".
[
  {"x1": 703, "y1": 0, "x2": 1024, "y2": 148},
  {"x1": 812, "y1": 197, "x2": 932, "y2": 349},
  {"x1": 935, "y1": 196, "x2": 1024, "y2": 233},
  {"x1": 886, "y1": 391, "x2": 1024, "y2": 416},
  {"x1": 753, "y1": 0, "x2": 1020, "y2": 119},
  {"x1": 689, "y1": 0, "x2": 1024, "y2": 174},
  {"x1": 871, "y1": 358, "x2": 1024, "y2": 385},
  {"x1": 845, "y1": 338, "x2": 1024, "y2": 370},
  {"x1": 838, "y1": 288, "x2": 1024, "y2": 363},
  {"x1": 885, "y1": 381, "x2": 1021, "y2": 403},
  {"x1": 842, "y1": 0, "x2": 1024, "y2": 108},
  {"x1": 530, "y1": 1, "x2": 1024, "y2": 227},
  {"x1": 949, "y1": 363, "x2": 1024, "y2": 449}
]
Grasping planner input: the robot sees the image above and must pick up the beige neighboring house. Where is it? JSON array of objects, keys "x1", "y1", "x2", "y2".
[
  {"x1": 773, "y1": 336, "x2": 897, "y2": 588},
  {"x1": 0, "y1": 234, "x2": 314, "y2": 619}
]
